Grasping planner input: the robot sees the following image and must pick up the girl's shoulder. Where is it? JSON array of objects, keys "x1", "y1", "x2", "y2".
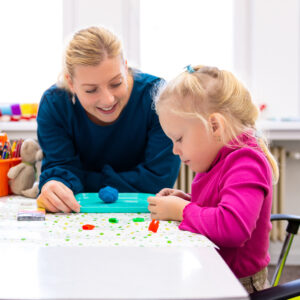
[
  {"x1": 224, "y1": 133, "x2": 269, "y2": 168},
  {"x1": 223, "y1": 146, "x2": 272, "y2": 182}
]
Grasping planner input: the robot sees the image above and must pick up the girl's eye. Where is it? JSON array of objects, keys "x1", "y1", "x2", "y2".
[
  {"x1": 86, "y1": 88, "x2": 97, "y2": 94},
  {"x1": 176, "y1": 137, "x2": 182, "y2": 143}
]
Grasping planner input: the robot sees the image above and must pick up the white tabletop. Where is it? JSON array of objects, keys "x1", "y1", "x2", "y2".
[
  {"x1": 0, "y1": 246, "x2": 248, "y2": 300},
  {"x1": 0, "y1": 196, "x2": 249, "y2": 300}
]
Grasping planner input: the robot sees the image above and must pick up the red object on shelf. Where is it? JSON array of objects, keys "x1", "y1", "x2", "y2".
[
  {"x1": 20, "y1": 115, "x2": 31, "y2": 121},
  {"x1": 82, "y1": 224, "x2": 95, "y2": 230},
  {"x1": 10, "y1": 116, "x2": 21, "y2": 122},
  {"x1": 259, "y1": 104, "x2": 267, "y2": 112},
  {"x1": 148, "y1": 219, "x2": 159, "y2": 233}
]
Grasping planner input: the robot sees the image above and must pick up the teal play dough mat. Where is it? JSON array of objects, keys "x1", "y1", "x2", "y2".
[{"x1": 75, "y1": 193, "x2": 153, "y2": 213}]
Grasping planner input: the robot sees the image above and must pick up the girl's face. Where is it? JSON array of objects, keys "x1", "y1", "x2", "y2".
[
  {"x1": 68, "y1": 55, "x2": 132, "y2": 125},
  {"x1": 158, "y1": 106, "x2": 224, "y2": 173}
]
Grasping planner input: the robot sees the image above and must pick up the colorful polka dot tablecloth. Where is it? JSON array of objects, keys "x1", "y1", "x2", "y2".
[{"x1": 0, "y1": 196, "x2": 217, "y2": 248}]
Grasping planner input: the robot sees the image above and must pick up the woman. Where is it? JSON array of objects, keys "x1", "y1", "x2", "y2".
[{"x1": 37, "y1": 26, "x2": 180, "y2": 213}]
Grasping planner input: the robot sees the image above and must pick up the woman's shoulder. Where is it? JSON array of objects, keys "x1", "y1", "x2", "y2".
[
  {"x1": 132, "y1": 69, "x2": 164, "y2": 90},
  {"x1": 42, "y1": 84, "x2": 69, "y2": 99},
  {"x1": 40, "y1": 84, "x2": 71, "y2": 107},
  {"x1": 130, "y1": 70, "x2": 164, "y2": 107},
  {"x1": 38, "y1": 84, "x2": 74, "y2": 123}
]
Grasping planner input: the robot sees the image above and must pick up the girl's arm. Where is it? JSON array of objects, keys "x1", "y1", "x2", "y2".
[
  {"x1": 156, "y1": 188, "x2": 191, "y2": 200},
  {"x1": 179, "y1": 151, "x2": 272, "y2": 247},
  {"x1": 147, "y1": 195, "x2": 190, "y2": 221}
]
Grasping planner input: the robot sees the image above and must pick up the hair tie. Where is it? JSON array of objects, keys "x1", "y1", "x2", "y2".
[{"x1": 185, "y1": 65, "x2": 195, "y2": 73}]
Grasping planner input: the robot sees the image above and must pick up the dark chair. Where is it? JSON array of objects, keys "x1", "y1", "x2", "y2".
[
  {"x1": 250, "y1": 278, "x2": 300, "y2": 300},
  {"x1": 250, "y1": 214, "x2": 300, "y2": 300}
]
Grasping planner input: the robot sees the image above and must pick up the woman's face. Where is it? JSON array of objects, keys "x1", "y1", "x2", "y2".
[{"x1": 68, "y1": 55, "x2": 132, "y2": 125}]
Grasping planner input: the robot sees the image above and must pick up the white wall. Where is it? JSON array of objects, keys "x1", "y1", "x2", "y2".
[
  {"x1": 63, "y1": 0, "x2": 140, "y2": 68},
  {"x1": 251, "y1": 0, "x2": 300, "y2": 119},
  {"x1": 234, "y1": 0, "x2": 300, "y2": 119}
]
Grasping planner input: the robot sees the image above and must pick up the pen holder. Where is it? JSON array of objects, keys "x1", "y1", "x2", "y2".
[{"x1": 0, "y1": 158, "x2": 22, "y2": 197}]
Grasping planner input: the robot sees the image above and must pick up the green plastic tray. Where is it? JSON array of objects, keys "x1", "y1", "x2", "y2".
[{"x1": 75, "y1": 193, "x2": 153, "y2": 213}]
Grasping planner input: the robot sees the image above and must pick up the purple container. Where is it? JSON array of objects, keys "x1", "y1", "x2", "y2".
[{"x1": 11, "y1": 104, "x2": 21, "y2": 115}]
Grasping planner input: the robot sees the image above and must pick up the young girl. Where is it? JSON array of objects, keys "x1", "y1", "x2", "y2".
[{"x1": 147, "y1": 65, "x2": 279, "y2": 293}]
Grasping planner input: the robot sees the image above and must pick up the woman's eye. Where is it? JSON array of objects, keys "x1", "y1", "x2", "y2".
[
  {"x1": 176, "y1": 137, "x2": 182, "y2": 143},
  {"x1": 86, "y1": 88, "x2": 97, "y2": 94},
  {"x1": 111, "y1": 82, "x2": 122, "y2": 88}
]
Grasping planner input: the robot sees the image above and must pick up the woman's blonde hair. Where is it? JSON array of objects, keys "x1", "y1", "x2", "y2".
[
  {"x1": 58, "y1": 26, "x2": 123, "y2": 90},
  {"x1": 155, "y1": 65, "x2": 279, "y2": 183}
]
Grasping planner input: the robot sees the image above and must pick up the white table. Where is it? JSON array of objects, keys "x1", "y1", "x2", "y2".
[{"x1": 0, "y1": 196, "x2": 249, "y2": 300}]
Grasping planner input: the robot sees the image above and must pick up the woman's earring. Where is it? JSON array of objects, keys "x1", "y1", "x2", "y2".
[
  {"x1": 72, "y1": 94, "x2": 76, "y2": 105},
  {"x1": 215, "y1": 136, "x2": 221, "y2": 142}
]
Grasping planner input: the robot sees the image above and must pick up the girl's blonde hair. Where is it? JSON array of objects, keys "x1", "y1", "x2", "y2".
[
  {"x1": 58, "y1": 26, "x2": 123, "y2": 91},
  {"x1": 155, "y1": 65, "x2": 279, "y2": 183}
]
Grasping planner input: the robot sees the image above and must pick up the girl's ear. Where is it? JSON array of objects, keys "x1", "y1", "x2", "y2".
[
  {"x1": 65, "y1": 74, "x2": 74, "y2": 93},
  {"x1": 208, "y1": 113, "x2": 225, "y2": 137}
]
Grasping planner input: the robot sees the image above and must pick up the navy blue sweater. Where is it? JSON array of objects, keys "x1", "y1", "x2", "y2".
[{"x1": 37, "y1": 71, "x2": 180, "y2": 194}]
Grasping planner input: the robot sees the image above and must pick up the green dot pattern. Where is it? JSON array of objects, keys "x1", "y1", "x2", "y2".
[{"x1": 0, "y1": 196, "x2": 217, "y2": 249}]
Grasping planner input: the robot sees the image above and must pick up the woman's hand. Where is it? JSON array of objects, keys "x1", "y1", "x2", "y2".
[
  {"x1": 37, "y1": 180, "x2": 80, "y2": 213},
  {"x1": 156, "y1": 188, "x2": 191, "y2": 201},
  {"x1": 147, "y1": 195, "x2": 190, "y2": 221}
]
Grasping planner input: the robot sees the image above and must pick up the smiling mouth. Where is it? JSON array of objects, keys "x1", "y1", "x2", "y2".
[
  {"x1": 183, "y1": 160, "x2": 190, "y2": 164},
  {"x1": 97, "y1": 103, "x2": 118, "y2": 114}
]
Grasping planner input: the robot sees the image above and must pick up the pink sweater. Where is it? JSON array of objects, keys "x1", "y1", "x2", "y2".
[{"x1": 179, "y1": 134, "x2": 273, "y2": 278}]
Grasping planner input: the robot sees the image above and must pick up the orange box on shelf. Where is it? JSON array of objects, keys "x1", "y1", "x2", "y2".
[{"x1": 0, "y1": 158, "x2": 22, "y2": 197}]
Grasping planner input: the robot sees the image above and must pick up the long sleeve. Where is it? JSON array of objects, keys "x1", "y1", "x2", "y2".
[
  {"x1": 179, "y1": 148, "x2": 272, "y2": 248},
  {"x1": 37, "y1": 89, "x2": 85, "y2": 194}
]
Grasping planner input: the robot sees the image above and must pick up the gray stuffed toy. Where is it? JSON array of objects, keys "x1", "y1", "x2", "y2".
[{"x1": 7, "y1": 139, "x2": 43, "y2": 198}]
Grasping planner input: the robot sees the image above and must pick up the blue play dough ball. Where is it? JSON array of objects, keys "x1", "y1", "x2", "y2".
[{"x1": 98, "y1": 186, "x2": 118, "y2": 203}]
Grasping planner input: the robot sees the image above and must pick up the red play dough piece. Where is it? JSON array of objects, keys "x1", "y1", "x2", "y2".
[
  {"x1": 148, "y1": 219, "x2": 159, "y2": 233},
  {"x1": 82, "y1": 224, "x2": 95, "y2": 230}
]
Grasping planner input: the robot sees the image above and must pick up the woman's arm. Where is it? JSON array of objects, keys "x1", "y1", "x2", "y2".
[{"x1": 37, "y1": 88, "x2": 85, "y2": 194}]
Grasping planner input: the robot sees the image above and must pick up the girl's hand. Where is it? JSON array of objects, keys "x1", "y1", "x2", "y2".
[
  {"x1": 156, "y1": 188, "x2": 191, "y2": 201},
  {"x1": 147, "y1": 195, "x2": 190, "y2": 221},
  {"x1": 37, "y1": 180, "x2": 80, "y2": 213}
]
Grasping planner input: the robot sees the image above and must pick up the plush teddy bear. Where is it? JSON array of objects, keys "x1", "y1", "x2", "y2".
[{"x1": 7, "y1": 138, "x2": 43, "y2": 198}]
